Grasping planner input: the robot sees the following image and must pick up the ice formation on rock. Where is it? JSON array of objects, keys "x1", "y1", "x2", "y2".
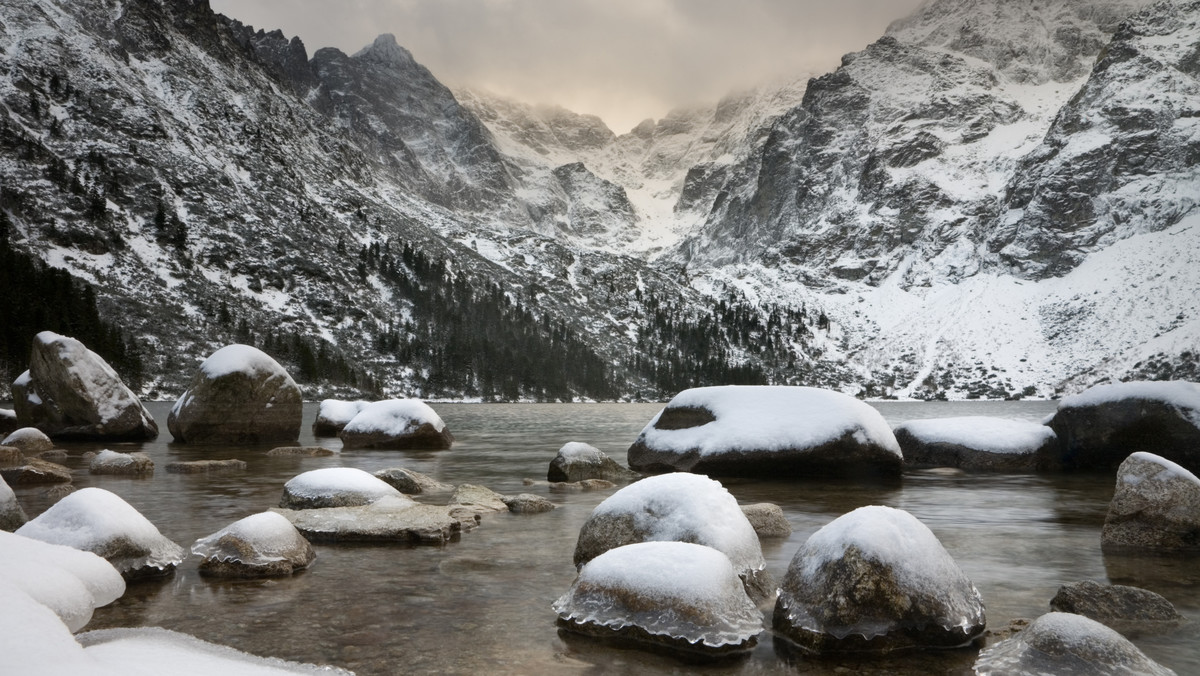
[
  {"x1": 974, "y1": 612, "x2": 1176, "y2": 676},
  {"x1": 192, "y1": 511, "x2": 315, "y2": 578}
]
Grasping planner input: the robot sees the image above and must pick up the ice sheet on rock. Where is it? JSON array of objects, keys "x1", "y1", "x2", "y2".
[
  {"x1": 191, "y1": 512, "x2": 311, "y2": 565},
  {"x1": 553, "y1": 541, "x2": 762, "y2": 648},
  {"x1": 1122, "y1": 452, "x2": 1200, "y2": 488},
  {"x1": 283, "y1": 468, "x2": 403, "y2": 503},
  {"x1": 2, "y1": 426, "x2": 51, "y2": 448},
  {"x1": 638, "y1": 386, "x2": 900, "y2": 457},
  {"x1": 974, "y1": 612, "x2": 1177, "y2": 676},
  {"x1": 342, "y1": 399, "x2": 446, "y2": 435},
  {"x1": 316, "y1": 400, "x2": 369, "y2": 425},
  {"x1": 894, "y1": 416, "x2": 1055, "y2": 454},
  {"x1": 16, "y1": 487, "x2": 184, "y2": 574},
  {"x1": 199, "y1": 344, "x2": 287, "y2": 379},
  {"x1": 0, "y1": 530, "x2": 125, "y2": 633}
]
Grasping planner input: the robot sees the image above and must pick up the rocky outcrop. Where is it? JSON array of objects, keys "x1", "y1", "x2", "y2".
[
  {"x1": 1, "y1": 427, "x2": 53, "y2": 455},
  {"x1": 974, "y1": 612, "x2": 1176, "y2": 676},
  {"x1": 168, "y1": 345, "x2": 302, "y2": 445},
  {"x1": 191, "y1": 512, "x2": 315, "y2": 578},
  {"x1": 1102, "y1": 452, "x2": 1200, "y2": 550},
  {"x1": 338, "y1": 399, "x2": 453, "y2": 450},
  {"x1": 896, "y1": 416, "x2": 1056, "y2": 471},
  {"x1": 1050, "y1": 580, "x2": 1183, "y2": 631},
  {"x1": 89, "y1": 450, "x2": 154, "y2": 476},
  {"x1": 547, "y1": 442, "x2": 637, "y2": 483}
]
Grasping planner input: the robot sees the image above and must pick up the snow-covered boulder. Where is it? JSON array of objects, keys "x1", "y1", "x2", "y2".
[
  {"x1": 741, "y1": 503, "x2": 791, "y2": 538},
  {"x1": 373, "y1": 467, "x2": 453, "y2": 494},
  {"x1": 1050, "y1": 581, "x2": 1183, "y2": 631},
  {"x1": 19, "y1": 331, "x2": 157, "y2": 441},
  {"x1": 627, "y1": 386, "x2": 902, "y2": 478},
  {"x1": 0, "y1": 457, "x2": 72, "y2": 485},
  {"x1": 895, "y1": 416, "x2": 1056, "y2": 471},
  {"x1": 1045, "y1": 381, "x2": 1200, "y2": 471},
  {"x1": 1, "y1": 426, "x2": 53, "y2": 454},
  {"x1": 573, "y1": 473, "x2": 772, "y2": 602},
  {"x1": 0, "y1": 408, "x2": 18, "y2": 436},
  {"x1": 279, "y1": 467, "x2": 403, "y2": 509},
  {"x1": 16, "y1": 487, "x2": 184, "y2": 579},
  {"x1": 89, "y1": 450, "x2": 154, "y2": 476},
  {"x1": 277, "y1": 496, "x2": 477, "y2": 544},
  {"x1": 0, "y1": 475, "x2": 28, "y2": 531},
  {"x1": 1102, "y1": 452, "x2": 1200, "y2": 551},
  {"x1": 553, "y1": 541, "x2": 763, "y2": 657},
  {"x1": 0, "y1": 530, "x2": 125, "y2": 632},
  {"x1": 338, "y1": 399, "x2": 453, "y2": 450},
  {"x1": 973, "y1": 612, "x2": 1176, "y2": 676},
  {"x1": 548, "y1": 442, "x2": 637, "y2": 482},
  {"x1": 191, "y1": 512, "x2": 315, "y2": 578},
  {"x1": 773, "y1": 505, "x2": 985, "y2": 653},
  {"x1": 312, "y1": 399, "x2": 369, "y2": 436},
  {"x1": 11, "y1": 369, "x2": 47, "y2": 431},
  {"x1": 168, "y1": 344, "x2": 302, "y2": 445}
]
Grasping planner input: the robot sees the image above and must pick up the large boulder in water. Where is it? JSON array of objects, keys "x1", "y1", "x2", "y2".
[
  {"x1": 627, "y1": 386, "x2": 902, "y2": 478},
  {"x1": 895, "y1": 416, "x2": 1056, "y2": 471},
  {"x1": 338, "y1": 399, "x2": 453, "y2": 449},
  {"x1": 311, "y1": 399, "x2": 368, "y2": 436},
  {"x1": 1102, "y1": 452, "x2": 1200, "y2": 551},
  {"x1": 548, "y1": 442, "x2": 637, "y2": 482},
  {"x1": 553, "y1": 541, "x2": 763, "y2": 658},
  {"x1": 279, "y1": 467, "x2": 404, "y2": 509},
  {"x1": 191, "y1": 511, "x2": 315, "y2": 578},
  {"x1": 168, "y1": 344, "x2": 302, "y2": 444},
  {"x1": 573, "y1": 472, "x2": 772, "y2": 602},
  {"x1": 18, "y1": 332, "x2": 157, "y2": 441},
  {"x1": 973, "y1": 612, "x2": 1176, "y2": 676},
  {"x1": 773, "y1": 505, "x2": 985, "y2": 653},
  {"x1": 1044, "y1": 381, "x2": 1200, "y2": 472}
]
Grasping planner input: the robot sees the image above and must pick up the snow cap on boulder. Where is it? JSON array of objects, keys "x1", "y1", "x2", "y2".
[
  {"x1": 191, "y1": 511, "x2": 315, "y2": 578},
  {"x1": 312, "y1": 399, "x2": 369, "y2": 436},
  {"x1": 280, "y1": 467, "x2": 404, "y2": 509},
  {"x1": 974, "y1": 612, "x2": 1176, "y2": 676},
  {"x1": 548, "y1": 442, "x2": 637, "y2": 482},
  {"x1": 339, "y1": 399, "x2": 453, "y2": 449},
  {"x1": 895, "y1": 416, "x2": 1056, "y2": 471}
]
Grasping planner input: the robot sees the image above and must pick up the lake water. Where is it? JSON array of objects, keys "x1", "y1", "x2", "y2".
[{"x1": 12, "y1": 400, "x2": 1200, "y2": 675}]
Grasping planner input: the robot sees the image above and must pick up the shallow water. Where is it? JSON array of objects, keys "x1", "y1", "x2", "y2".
[{"x1": 12, "y1": 400, "x2": 1200, "y2": 675}]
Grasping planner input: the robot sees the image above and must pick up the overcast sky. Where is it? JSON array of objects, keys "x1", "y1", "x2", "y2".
[{"x1": 209, "y1": 0, "x2": 927, "y2": 133}]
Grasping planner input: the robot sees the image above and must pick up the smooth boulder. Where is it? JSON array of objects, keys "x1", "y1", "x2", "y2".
[
  {"x1": 548, "y1": 442, "x2": 637, "y2": 482},
  {"x1": 974, "y1": 612, "x2": 1176, "y2": 676},
  {"x1": 0, "y1": 474, "x2": 28, "y2": 530},
  {"x1": 0, "y1": 458, "x2": 72, "y2": 485},
  {"x1": 774, "y1": 505, "x2": 985, "y2": 653},
  {"x1": 89, "y1": 450, "x2": 154, "y2": 476},
  {"x1": 627, "y1": 386, "x2": 902, "y2": 478},
  {"x1": 2, "y1": 427, "x2": 53, "y2": 454},
  {"x1": 280, "y1": 467, "x2": 403, "y2": 509},
  {"x1": 191, "y1": 512, "x2": 315, "y2": 578},
  {"x1": 168, "y1": 344, "x2": 302, "y2": 444},
  {"x1": 741, "y1": 503, "x2": 792, "y2": 538},
  {"x1": 1102, "y1": 452, "x2": 1200, "y2": 551},
  {"x1": 895, "y1": 416, "x2": 1056, "y2": 471},
  {"x1": 338, "y1": 399, "x2": 453, "y2": 450},
  {"x1": 374, "y1": 467, "x2": 453, "y2": 494},
  {"x1": 1050, "y1": 581, "x2": 1183, "y2": 630}
]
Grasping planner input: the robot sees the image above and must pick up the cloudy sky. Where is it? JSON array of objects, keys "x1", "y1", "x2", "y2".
[{"x1": 209, "y1": 0, "x2": 927, "y2": 133}]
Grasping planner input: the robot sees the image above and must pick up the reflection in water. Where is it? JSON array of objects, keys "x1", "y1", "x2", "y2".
[{"x1": 10, "y1": 400, "x2": 1199, "y2": 675}]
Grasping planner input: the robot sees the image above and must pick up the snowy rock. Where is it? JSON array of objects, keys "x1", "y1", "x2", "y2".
[
  {"x1": 553, "y1": 541, "x2": 763, "y2": 657},
  {"x1": 164, "y1": 459, "x2": 248, "y2": 474},
  {"x1": 1045, "y1": 381, "x2": 1200, "y2": 471},
  {"x1": 277, "y1": 496, "x2": 476, "y2": 544},
  {"x1": 973, "y1": 612, "x2": 1176, "y2": 676},
  {"x1": 0, "y1": 475, "x2": 27, "y2": 531},
  {"x1": 89, "y1": 450, "x2": 154, "y2": 476},
  {"x1": 1, "y1": 427, "x2": 53, "y2": 454},
  {"x1": 312, "y1": 399, "x2": 369, "y2": 436},
  {"x1": 740, "y1": 503, "x2": 791, "y2": 538},
  {"x1": 168, "y1": 344, "x2": 302, "y2": 445},
  {"x1": 1102, "y1": 452, "x2": 1200, "y2": 551},
  {"x1": 0, "y1": 458, "x2": 72, "y2": 485},
  {"x1": 1050, "y1": 581, "x2": 1183, "y2": 631},
  {"x1": 0, "y1": 408, "x2": 17, "y2": 436},
  {"x1": 0, "y1": 530, "x2": 125, "y2": 632},
  {"x1": 773, "y1": 505, "x2": 985, "y2": 653},
  {"x1": 627, "y1": 386, "x2": 902, "y2": 478},
  {"x1": 338, "y1": 399, "x2": 453, "y2": 450},
  {"x1": 548, "y1": 442, "x2": 637, "y2": 482},
  {"x1": 20, "y1": 331, "x2": 157, "y2": 441},
  {"x1": 11, "y1": 370, "x2": 47, "y2": 431},
  {"x1": 280, "y1": 467, "x2": 403, "y2": 509},
  {"x1": 267, "y1": 446, "x2": 336, "y2": 457},
  {"x1": 374, "y1": 467, "x2": 453, "y2": 494},
  {"x1": 450, "y1": 483, "x2": 509, "y2": 514},
  {"x1": 16, "y1": 487, "x2": 184, "y2": 579},
  {"x1": 895, "y1": 416, "x2": 1056, "y2": 471},
  {"x1": 502, "y1": 493, "x2": 555, "y2": 514},
  {"x1": 0, "y1": 446, "x2": 22, "y2": 467},
  {"x1": 191, "y1": 512, "x2": 315, "y2": 578},
  {"x1": 573, "y1": 473, "x2": 772, "y2": 602}
]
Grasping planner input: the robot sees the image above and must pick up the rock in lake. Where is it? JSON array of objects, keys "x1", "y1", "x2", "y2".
[
  {"x1": 1050, "y1": 580, "x2": 1183, "y2": 630},
  {"x1": 279, "y1": 467, "x2": 403, "y2": 509},
  {"x1": 164, "y1": 459, "x2": 248, "y2": 474},
  {"x1": 450, "y1": 483, "x2": 509, "y2": 514},
  {"x1": 627, "y1": 386, "x2": 901, "y2": 478},
  {"x1": 277, "y1": 496, "x2": 477, "y2": 545},
  {"x1": 338, "y1": 399, "x2": 453, "y2": 450},
  {"x1": 0, "y1": 446, "x2": 23, "y2": 467},
  {"x1": 16, "y1": 487, "x2": 184, "y2": 579},
  {"x1": 974, "y1": 612, "x2": 1176, "y2": 676},
  {"x1": 0, "y1": 408, "x2": 18, "y2": 436},
  {"x1": 191, "y1": 511, "x2": 315, "y2": 578},
  {"x1": 0, "y1": 458, "x2": 72, "y2": 485},
  {"x1": 741, "y1": 503, "x2": 792, "y2": 538},
  {"x1": 554, "y1": 541, "x2": 763, "y2": 658},
  {"x1": 168, "y1": 344, "x2": 302, "y2": 445},
  {"x1": 895, "y1": 416, "x2": 1056, "y2": 471},
  {"x1": 0, "y1": 474, "x2": 28, "y2": 531},
  {"x1": 774, "y1": 505, "x2": 985, "y2": 653},
  {"x1": 574, "y1": 473, "x2": 772, "y2": 602},
  {"x1": 502, "y1": 493, "x2": 555, "y2": 514},
  {"x1": 89, "y1": 450, "x2": 154, "y2": 476},
  {"x1": 1045, "y1": 381, "x2": 1200, "y2": 471},
  {"x1": 374, "y1": 467, "x2": 453, "y2": 494},
  {"x1": 2, "y1": 427, "x2": 53, "y2": 454},
  {"x1": 19, "y1": 331, "x2": 157, "y2": 441},
  {"x1": 312, "y1": 399, "x2": 369, "y2": 436},
  {"x1": 1102, "y1": 452, "x2": 1200, "y2": 551},
  {"x1": 266, "y1": 446, "x2": 335, "y2": 457},
  {"x1": 548, "y1": 442, "x2": 638, "y2": 482}
]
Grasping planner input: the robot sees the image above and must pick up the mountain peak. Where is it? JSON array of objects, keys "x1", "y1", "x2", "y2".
[{"x1": 353, "y1": 33, "x2": 415, "y2": 67}]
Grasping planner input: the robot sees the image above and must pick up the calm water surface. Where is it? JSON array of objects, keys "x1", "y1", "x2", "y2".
[{"x1": 13, "y1": 401, "x2": 1200, "y2": 675}]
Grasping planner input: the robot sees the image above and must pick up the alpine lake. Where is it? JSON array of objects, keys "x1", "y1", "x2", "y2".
[{"x1": 11, "y1": 400, "x2": 1200, "y2": 676}]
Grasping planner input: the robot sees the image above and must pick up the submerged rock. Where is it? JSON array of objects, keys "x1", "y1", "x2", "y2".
[
  {"x1": 627, "y1": 386, "x2": 902, "y2": 478},
  {"x1": 548, "y1": 442, "x2": 638, "y2": 482},
  {"x1": 0, "y1": 458, "x2": 72, "y2": 485},
  {"x1": 374, "y1": 467, "x2": 453, "y2": 494},
  {"x1": 894, "y1": 416, "x2": 1055, "y2": 471},
  {"x1": 974, "y1": 612, "x2": 1176, "y2": 676},
  {"x1": 164, "y1": 459, "x2": 248, "y2": 474},
  {"x1": 266, "y1": 446, "x2": 335, "y2": 457},
  {"x1": 1050, "y1": 581, "x2": 1183, "y2": 631},
  {"x1": 168, "y1": 344, "x2": 302, "y2": 445},
  {"x1": 450, "y1": 484, "x2": 509, "y2": 514},
  {"x1": 338, "y1": 399, "x2": 453, "y2": 450},
  {"x1": 89, "y1": 450, "x2": 154, "y2": 476},
  {"x1": 1, "y1": 427, "x2": 53, "y2": 454},
  {"x1": 312, "y1": 399, "x2": 369, "y2": 436},
  {"x1": 277, "y1": 496, "x2": 477, "y2": 544},
  {"x1": 502, "y1": 493, "x2": 555, "y2": 514},
  {"x1": 774, "y1": 505, "x2": 985, "y2": 653},
  {"x1": 16, "y1": 487, "x2": 184, "y2": 579},
  {"x1": 554, "y1": 541, "x2": 763, "y2": 658},
  {"x1": 574, "y1": 473, "x2": 772, "y2": 602},
  {"x1": 1102, "y1": 452, "x2": 1200, "y2": 551},
  {"x1": 192, "y1": 511, "x2": 315, "y2": 578},
  {"x1": 280, "y1": 467, "x2": 403, "y2": 509},
  {"x1": 741, "y1": 503, "x2": 792, "y2": 538},
  {"x1": 0, "y1": 474, "x2": 28, "y2": 531}
]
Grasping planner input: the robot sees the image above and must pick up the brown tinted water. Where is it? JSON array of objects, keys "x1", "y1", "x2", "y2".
[{"x1": 12, "y1": 401, "x2": 1200, "y2": 675}]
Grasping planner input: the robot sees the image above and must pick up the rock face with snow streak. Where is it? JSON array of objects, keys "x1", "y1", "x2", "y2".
[
  {"x1": 168, "y1": 345, "x2": 302, "y2": 445},
  {"x1": 16, "y1": 487, "x2": 184, "y2": 579},
  {"x1": 0, "y1": 475, "x2": 27, "y2": 531},
  {"x1": 628, "y1": 386, "x2": 902, "y2": 478},
  {"x1": 279, "y1": 467, "x2": 403, "y2": 510},
  {"x1": 774, "y1": 505, "x2": 985, "y2": 653},
  {"x1": 1046, "y1": 381, "x2": 1200, "y2": 471},
  {"x1": 548, "y1": 442, "x2": 638, "y2": 483},
  {"x1": 338, "y1": 399, "x2": 453, "y2": 450},
  {"x1": 19, "y1": 332, "x2": 157, "y2": 441},
  {"x1": 895, "y1": 416, "x2": 1056, "y2": 471},
  {"x1": 1102, "y1": 452, "x2": 1200, "y2": 551},
  {"x1": 973, "y1": 612, "x2": 1176, "y2": 676},
  {"x1": 191, "y1": 512, "x2": 315, "y2": 578},
  {"x1": 554, "y1": 542, "x2": 763, "y2": 657},
  {"x1": 311, "y1": 400, "x2": 369, "y2": 437},
  {"x1": 573, "y1": 473, "x2": 772, "y2": 602}
]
